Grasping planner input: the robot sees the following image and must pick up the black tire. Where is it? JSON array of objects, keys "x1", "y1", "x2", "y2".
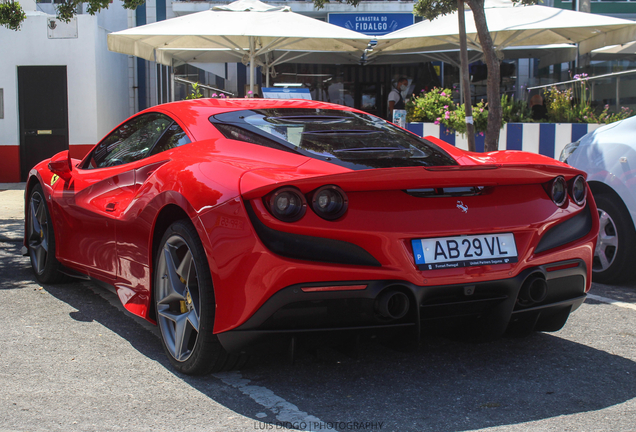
[
  {"x1": 154, "y1": 220, "x2": 248, "y2": 375},
  {"x1": 26, "y1": 184, "x2": 68, "y2": 284},
  {"x1": 592, "y1": 192, "x2": 636, "y2": 284}
]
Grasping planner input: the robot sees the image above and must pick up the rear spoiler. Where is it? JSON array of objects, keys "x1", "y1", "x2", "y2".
[{"x1": 240, "y1": 163, "x2": 586, "y2": 199}]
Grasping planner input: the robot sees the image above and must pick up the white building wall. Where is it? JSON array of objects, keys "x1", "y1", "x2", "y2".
[
  {"x1": 128, "y1": 9, "x2": 138, "y2": 116},
  {"x1": 146, "y1": 0, "x2": 158, "y2": 108},
  {"x1": 0, "y1": 3, "x2": 130, "y2": 181},
  {"x1": 95, "y1": 25, "x2": 131, "y2": 139},
  {"x1": 146, "y1": 0, "x2": 157, "y2": 24},
  {"x1": 97, "y1": 0, "x2": 130, "y2": 33},
  {"x1": 0, "y1": 12, "x2": 96, "y2": 147}
]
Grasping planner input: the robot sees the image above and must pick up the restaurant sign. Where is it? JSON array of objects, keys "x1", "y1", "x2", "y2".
[{"x1": 328, "y1": 13, "x2": 414, "y2": 36}]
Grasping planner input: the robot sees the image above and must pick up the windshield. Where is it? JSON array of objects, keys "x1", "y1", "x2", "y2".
[{"x1": 210, "y1": 109, "x2": 457, "y2": 170}]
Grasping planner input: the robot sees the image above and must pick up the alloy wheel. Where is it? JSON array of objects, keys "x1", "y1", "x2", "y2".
[
  {"x1": 155, "y1": 235, "x2": 201, "y2": 362},
  {"x1": 28, "y1": 190, "x2": 49, "y2": 275},
  {"x1": 594, "y1": 208, "x2": 618, "y2": 272}
]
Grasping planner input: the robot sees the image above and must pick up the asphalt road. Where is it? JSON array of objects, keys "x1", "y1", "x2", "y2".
[{"x1": 1, "y1": 186, "x2": 635, "y2": 432}]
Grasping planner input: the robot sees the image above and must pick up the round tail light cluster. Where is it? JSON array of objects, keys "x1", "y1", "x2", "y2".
[
  {"x1": 265, "y1": 185, "x2": 348, "y2": 222},
  {"x1": 569, "y1": 175, "x2": 587, "y2": 206},
  {"x1": 267, "y1": 187, "x2": 307, "y2": 222},
  {"x1": 311, "y1": 185, "x2": 348, "y2": 220},
  {"x1": 550, "y1": 176, "x2": 567, "y2": 207},
  {"x1": 548, "y1": 175, "x2": 587, "y2": 207}
]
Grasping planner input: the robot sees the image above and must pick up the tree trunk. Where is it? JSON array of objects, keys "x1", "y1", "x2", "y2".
[
  {"x1": 458, "y1": 0, "x2": 475, "y2": 152},
  {"x1": 468, "y1": 0, "x2": 501, "y2": 152}
]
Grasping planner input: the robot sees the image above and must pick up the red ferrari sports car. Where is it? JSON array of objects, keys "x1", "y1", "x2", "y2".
[{"x1": 24, "y1": 99, "x2": 597, "y2": 374}]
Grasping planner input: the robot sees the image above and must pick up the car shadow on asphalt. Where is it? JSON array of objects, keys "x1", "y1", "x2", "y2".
[
  {"x1": 0, "y1": 240, "x2": 32, "y2": 291},
  {"x1": 0, "y1": 217, "x2": 24, "y2": 240},
  {"x1": 232, "y1": 329, "x2": 636, "y2": 432},
  {"x1": 9, "y1": 236, "x2": 636, "y2": 432},
  {"x1": 0, "y1": 216, "x2": 27, "y2": 290}
]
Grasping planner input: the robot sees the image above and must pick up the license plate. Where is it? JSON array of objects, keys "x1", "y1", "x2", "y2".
[{"x1": 411, "y1": 233, "x2": 518, "y2": 270}]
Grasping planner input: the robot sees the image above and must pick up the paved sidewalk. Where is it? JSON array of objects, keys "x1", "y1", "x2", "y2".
[{"x1": 0, "y1": 186, "x2": 26, "y2": 243}]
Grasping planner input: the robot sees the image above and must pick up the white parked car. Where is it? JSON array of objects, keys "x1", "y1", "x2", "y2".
[{"x1": 560, "y1": 116, "x2": 636, "y2": 284}]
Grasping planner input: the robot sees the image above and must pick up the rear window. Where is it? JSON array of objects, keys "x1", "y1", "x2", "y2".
[{"x1": 210, "y1": 109, "x2": 457, "y2": 170}]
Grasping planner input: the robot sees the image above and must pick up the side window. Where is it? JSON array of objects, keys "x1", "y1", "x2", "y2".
[
  {"x1": 148, "y1": 123, "x2": 191, "y2": 157},
  {"x1": 85, "y1": 113, "x2": 173, "y2": 169},
  {"x1": 214, "y1": 123, "x2": 295, "y2": 153}
]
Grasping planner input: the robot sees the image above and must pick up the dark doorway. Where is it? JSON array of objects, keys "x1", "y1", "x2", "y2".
[{"x1": 18, "y1": 66, "x2": 69, "y2": 181}]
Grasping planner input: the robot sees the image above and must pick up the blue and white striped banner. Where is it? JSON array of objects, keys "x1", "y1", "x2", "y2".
[{"x1": 406, "y1": 123, "x2": 602, "y2": 159}]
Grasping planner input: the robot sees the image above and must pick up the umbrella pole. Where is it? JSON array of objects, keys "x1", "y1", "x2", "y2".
[
  {"x1": 170, "y1": 59, "x2": 175, "y2": 102},
  {"x1": 458, "y1": 0, "x2": 476, "y2": 152},
  {"x1": 266, "y1": 56, "x2": 270, "y2": 88},
  {"x1": 249, "y1": 37, "x2": 255, "y2": 96}
]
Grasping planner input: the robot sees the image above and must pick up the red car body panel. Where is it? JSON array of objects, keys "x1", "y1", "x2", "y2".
[{"x1": 25, "y1": 99, "x2": 598, "y2": 338}]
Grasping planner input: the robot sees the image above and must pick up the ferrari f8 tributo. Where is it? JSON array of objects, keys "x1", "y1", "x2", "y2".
[{"x1": 24, "y1": 99, "x2": 598, "y2": 374}]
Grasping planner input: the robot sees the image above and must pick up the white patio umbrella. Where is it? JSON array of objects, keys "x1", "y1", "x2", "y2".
[
  {"x1": 375, "y1": 0, "x2": 636, "y2": 56},
  {"x1": 368, "y1": 44, "x2": 577, "y2": 68},
  {"x1": 592, "y1": 41, "x2": 636, "y2": 61},
  {"x1": 107, "y1": 0, "x2": 372, "y2": 94},
  {"x1": 179, "y1": 43, "x2": 576, "y2": 67}
]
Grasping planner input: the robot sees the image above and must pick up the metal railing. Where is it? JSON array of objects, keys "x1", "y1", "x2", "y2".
[
  {"x1": 527, "y1": 69, "x2": 636, "y2": 111},
  {"x1": 174, "y1": 76, "x2": 234, "y2": 97}
]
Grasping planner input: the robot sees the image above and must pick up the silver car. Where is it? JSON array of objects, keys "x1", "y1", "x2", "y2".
[{"x1": 560, "y1": 116, "x2": 636, "y2": 284}]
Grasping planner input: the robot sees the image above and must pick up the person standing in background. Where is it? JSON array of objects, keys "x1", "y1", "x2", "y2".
[
  {"x1": 530, "y1": 94, "x2": 548, "y2": 121},
  {"x1": 388, "y1": 77, "x2": 409, "y2": 119}
]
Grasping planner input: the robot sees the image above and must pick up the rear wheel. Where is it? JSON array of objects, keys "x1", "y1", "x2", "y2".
[
  {"x1": 154, "y1": 220, "x2": 247, "y2": 374},
  {"x1": 27, "y1": 184, "x2": 67, "y2": 284},
  {"x1": 592, "y1": 192, "x2": 636, "y2": 284}
]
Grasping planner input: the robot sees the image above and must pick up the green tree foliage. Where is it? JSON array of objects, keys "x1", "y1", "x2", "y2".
[
  {"x1": 0, "y1": 1, "x2": 26, "y2": 30},
  {"x1": 185, "y1": 82, "x2": 204, "y2": 100},
  {"x1": 1, "y1": 0, "x2": 145, "y2": 29},
  {"x1": 412, "y1": 0, "x2": 537, "y2": 18}
]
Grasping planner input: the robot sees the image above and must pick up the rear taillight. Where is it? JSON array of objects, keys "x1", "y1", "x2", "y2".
[
  {"x1": 569, "y1": 175, "x2": 587, "y2": 206},
  {"x1": 310, "y1": 185, "x2": 348, "y2": 221},
  {"x1": 264, "y1": 184, "x2": 349, "y2": 222},
  {"x1": 265, "y1": 187, "x2": 306, "y2": 222},
  {"x1": 550, "y1": 176, "x2": 568, "y2": 207}
]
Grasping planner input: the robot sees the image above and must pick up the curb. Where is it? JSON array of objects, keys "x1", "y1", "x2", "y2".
[{"x1": 0, "y1": 183, "x2": 26, "y2": 191}]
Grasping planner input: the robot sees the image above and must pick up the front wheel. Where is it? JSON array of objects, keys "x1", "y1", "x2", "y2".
[
  {"x1": 592, "y1": 192, "x2": 636, "y2": 284},
  {"x1": 27, "y1": 184, "x2": 67, "y2": 284},
  {"x1": 154, "y1": 220, "x2": 247, "y2": 374}
]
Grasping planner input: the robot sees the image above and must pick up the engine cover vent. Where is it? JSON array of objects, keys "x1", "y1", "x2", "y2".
[{"x1": 405, "y1": 186, "x2": 487, "y2": 198}]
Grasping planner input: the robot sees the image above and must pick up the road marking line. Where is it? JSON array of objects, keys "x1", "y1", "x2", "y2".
[
  {"x1": 87, "y1": 280, "x2": 333, "y2": 431},
  {"x1": 214, "y1": 371, "x2": 332, "y2": 431},
  {"x1": 587, "y1": 293, "x2": 636, "y2": 311}
]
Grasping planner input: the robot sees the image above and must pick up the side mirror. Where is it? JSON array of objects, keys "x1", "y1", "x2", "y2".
[{"x1": 48, "y1": 150, "x2": 72, "y2": 181}]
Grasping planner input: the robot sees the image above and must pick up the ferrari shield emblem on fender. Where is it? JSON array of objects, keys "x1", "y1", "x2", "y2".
[{"x1": 50, "y1": 174, "x2": 59, "y2": 186}]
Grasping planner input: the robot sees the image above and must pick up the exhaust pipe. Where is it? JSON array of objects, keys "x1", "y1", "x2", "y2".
[
  {"x1": 375, "y1": 290, "x2": 410, "y2": 320},
  {"x1": 518, "y1": 274, "x2": 548, "y2": 306}
]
